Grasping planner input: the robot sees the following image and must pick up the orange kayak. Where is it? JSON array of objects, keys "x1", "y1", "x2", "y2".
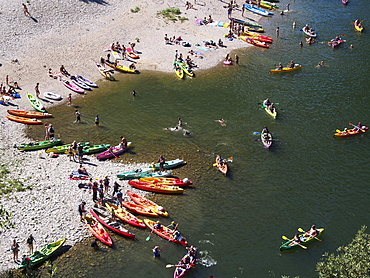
[
  {"x1": 144, "y1": 219, "x2": 188, "y2": 246},
  {"x1": 84, "y1": 214, "x2": 113, "y2": 247},
  {"x1": 334, "y1": 126, "x2": 368, "y2": 137},
  {"x1": 126, "y1": 190, "x2": 169, "y2": 217},
  {"x1": 7, "y1": 110, "x2": 53, "y2": 118},
  {"x1": 105, "y1": 202, "x2": 146, "y2": 228},
  {"x1": 128, "y1": 180, "x2": 184, "y2": 194},
  {"x1": 121, "y1": 201, "x2": 159, "y2": 217},
  {"x1": 6, "y1": 115, "x2": 42, "y2": 124}
]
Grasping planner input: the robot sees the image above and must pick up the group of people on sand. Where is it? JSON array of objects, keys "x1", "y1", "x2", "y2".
[
  {"x1": 164, "y1": 34, "x2": 183, "y2": 45},
  {"x1": 292, "y1": 225, "x2": 319, "y2": 245},
  {"x1": 201, "y1": 15, "x2": 213, "y2": 25},
  {"x1": 0, "y1": 75, "x2": 21, "y2": 104}
]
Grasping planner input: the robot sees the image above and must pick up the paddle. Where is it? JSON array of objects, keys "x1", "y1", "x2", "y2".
[
  {"x1": 166, "y1": 264, "x2": 195, "y2": 268},
  {"x1": 145, "y1": 228, "x2": 154, "y2": 241},
  {"x1": 253, "y1": 131, "x2": 278, "y2": 135},
  {"x1": 258, "y1": 102, "x2": 280, "y2": 105},
  {"x1": 298, "y1": 228, "x2": 322, "y2": 241},
  {"x1": 282, "y1": 235, "x2": 307, "y2": 249},
  {"x1": 213, "y1": 157, "x2": 233, "y2": 166},
  {"x1": 336, "y1": 129, "x2": 342, "y2": 133}
]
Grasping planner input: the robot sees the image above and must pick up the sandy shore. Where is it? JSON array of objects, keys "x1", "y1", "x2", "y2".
[{"x1": 0, "y1": 0, "x2": 263, "y2": 272}]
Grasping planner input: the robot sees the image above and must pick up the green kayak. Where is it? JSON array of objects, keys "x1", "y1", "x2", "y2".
[
  {"x1": 19, "y1": 238, "x2": 66, "y2": 269},
  {"x1": 280, "y1": 228, "x2": 324, "y2": 251},
  {"x1": 82, "y1": 144, "x2": 110, "y2": 155},
  {"x1": 151, "y1": 158, "x2": 186, "y2": 170},
  {"x1": 45, "y1": 142, "x2": 90, "y2": 154},
  {"x1": 26, "y1": 92, "x2": 46, "y2": 112},
  {"x1": 117, "y1": 170, "x2": 171, "y2": 179},
  {"x1": 15, "y1": 139, "x2": 62, "y2": 151}
]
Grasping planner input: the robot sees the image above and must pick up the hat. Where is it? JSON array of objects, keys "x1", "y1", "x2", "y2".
[
  {"x1": 171, "y1": 221, "x2": 175, "y2": 224},
  {"x1": 156, "y1": 221, "x2": 160, "y2": 223}
]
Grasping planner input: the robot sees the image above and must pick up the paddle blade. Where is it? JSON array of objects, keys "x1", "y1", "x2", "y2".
[
  {"x1": 166, "y1": 264, "x2": 174, "y2": 268},
  {"x1": 282, "y1": 235, "x2": 289, "y2": 241},
  {"x1": 253, "y1": 131, "x2": 260, "y2": 135},
  {"x1": 298, "y1": 228, "x2": 305, "y2": 233},
  {"x1": 336, "y1": 129, "x2": 341, "y2": 133},
  {"x1": 213, "y1": 163, "x2": 217, "y2": 167},
  {"x1": 145, "y1": 236, "x2": 151, "y2": 241},
  {"x1": 299, "y1": 244, "x2": 307, "y2": 249}
]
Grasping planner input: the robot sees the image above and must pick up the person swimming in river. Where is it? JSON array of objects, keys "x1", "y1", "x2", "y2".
[{"x1": 216, "y1": 118, "x2": 226, "y2": 126}]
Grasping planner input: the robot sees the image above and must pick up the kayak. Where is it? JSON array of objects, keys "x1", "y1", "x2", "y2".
[
  {"x1": 229, "y1": 17, "x2": 262, "y2": 28},
  {"x1": 174, "y1": 61, "x2": 184, "y2": 79},
  {"x1": 90, "y1": 208, "x2": 135, "y2": 239},
  {"x1": 246, "y1": 26, "x2": 265, "y2": 33},
  {"x1": 214, "y1": 158, "x2": 228, "y2": 175},
  {"x1": 243, "y1": 4, "x2": 273, "y2": 16},
  {"x1": 96, "y1": 142, "x2": 132, "y2": 160},
  {"x1": 8, "y1": 110, "x2": 53, "y2": 119},
  {"x1": 43, "y1": 92, "x2": 63, "y2": 101},
  {"x1": 342, "y1": 0, "x2": 348, "y2": 4},
  {"x1": 105, "y1": 202, "x2": 146, "y2": 228},
  {"x1": 174, "y1": 252, "x2": 197, "y2": 278},
  {"x1": 84, "y1": 214, "x2": 113, "y2": 247},
  {"x1": 333, "y1": 126, "x2": 368, "y2": 137},
  {"x1": 329, "y1": 38, "x2": 343, "y2": 48},
  {"x1": 128, "y1": 180, "x2": 184, "y2": 194},
  {"x1": 117, "y1": 170, "x2": 171, "y2": 179},
  {"x1": 18, "y1": 238, "x2": 66, "y2": 269},
  {"x1": 152, "y1": 158, "x2": 186, "y2": 170},
  {"x1": 280, "y1": 228, "x2": 324, "y2": 251},
  {"x1": 270, "y1": 64, "x2": 302, "y2": 73},
  {"x1": 240, "y1": 36, "x2": 270, "y2": 48},
  {"x1": 261, "y1": 129, "x2": 273, "y2": 149},
  {"x1": 224, "y1": 60, "x2": 232, "y2": 65},
  {"x1": 76, "y1": 75, "x2": 98, "y2": 88},
  {"x1": 144, "y1": 219, "x2": 188, "y2": 246},
  {"x1": 262, "y1": 103, "x2": 277, "y2": 119},
  {"x1": 101, "y1": 57, "x2": 138, "y2": 74},
  {"x1": 82, "y1": 144, "x2": 110, "y2": 155},
  {"x1": 45, "y1": 142, "x2": 90, "y2": 154},
  {"x1": 126, "y1": 48, "x2": 139, "y2": 59},
  {"x1": 259, "y1": 0, "x2": 279, "y2": 9},
  {"x1": 95, "y1": 62, "x2": 115, "y2": 81},
  {"x1": 126, "y1": 190, "x2": 169, "y2": 217},
  {"x1": 26, "y1": 92, "x2": 46, "y2": 112},
  {"x1": 139, "y1": 177, "x2": 193, "y2": 187},
  {"x1": 302, "y1": 26, "x2": 317, "y2": 38},
  {"x1": 354, "y1": 22, "x2": 364, "y2": 32},
  {"x1": 15, "y1": 139, "x2": 62, "y2": 151},
  {"x1": 6, "y1": 115, "x2": 42, "y2": 125},
  {"x1": 179, "y1": 61, "x2": 194, "y2": 77},
  {"x1": 70, "y1": 76, "x2": 92, "y2": 90},
  {"x1": 243, "y1": 31, "x2": 273, "y2": 42},
  {"x1": 61, "y1": 78, "x2": 85, "y2": 94},
  {"x1": 121, "y1": 201, "x2": 159, "y2": 217}
]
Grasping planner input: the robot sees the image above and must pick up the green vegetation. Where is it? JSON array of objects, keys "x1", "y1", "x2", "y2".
[
  {"x1": 0, "y1": 205, "x2": 13, "y2": 229},
  {"x1": 0, "y1": 165, "x2": 30, "y2": 194},
  {"x1": 157, "y1": 8, "x2": 188, "y2": 22},
  {"x1": 130, "y1": 7, "x2": 140, "y2": 13},
  {"x1": 316, "y1": 226, "x2": 369, "y2": 277}
]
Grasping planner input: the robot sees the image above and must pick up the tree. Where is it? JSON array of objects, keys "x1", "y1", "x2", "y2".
[{"x1": 316, "y1": 226, "x2": 370, "y2": 277}]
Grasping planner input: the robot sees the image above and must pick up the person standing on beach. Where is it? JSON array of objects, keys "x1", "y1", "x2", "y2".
[
  {"x1": 35, "y1": 83, "x2": 40, "y2": 98},
  {"x1": 74, "y1": 110, "x2": 81, "y2": 123},
  {"x1": 227, "y1": 6, "x2": 233, "y2": 19},
  {"x1": 94, "y1": 115, "x2": 99, "y2": 126},
  {"x1": 48, "y1": 124, "x2": 55, "y2": 139},
  {"x1": 92, "y1": 182, "x2": 99, "y2": 203},
  {"x1": 26, "y1": 234, "x2": 35, "y2": 254},
  {"x1": 71, "y1": 140, "x2": 78, "y2": 161},
  {"x1": 67, "y1": 93, "x2": 72, "y2": 106},
  {"x1": 112, "y1": 181, "x2": 120, "y2": 196},
  {"x1": 22, "y1": 3, "x2": 31, "y2": 17},
  {"x1": 11, "y1": 239, "x2": 20, "y2": 262},
  {"x1": 44, "y1": 123, "x2": 50, "y2": 140},
  {"x1": 77, "y1": 143, "x2": 84, "y2": 163},
  {"x1": 78, "y1": 202, "x2": 87, "y2": 221},
  {"x1": 68, "y1": 145, "x2": 75, "y2": 162},
  {"x1": 116, "y1": 191, "x2": 123, "y2": 207},
  {"x1": 103, "y1": 176, "x2": 110, "y2": 194},
  {"x1": 158, "y1": 155, "x2": 166, "y2": 172}
]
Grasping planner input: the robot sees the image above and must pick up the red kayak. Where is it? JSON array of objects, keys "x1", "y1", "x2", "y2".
[
  {"x1": 334, "y1": 126, "x2": 368, "y2": 137},
  {"x1": 90, "y1": 208, "x2": 135, "y2": 239},
  {"x1": 84, "y1": 214, "x2": 113, "y2": 246},
  {"x1": 144, "y1": 219, "x2": 188, "y2": 246},
  {"x1": 105, "y1": 202, "x2": 146, "y2": 228},
  {"x1": 139, "y1": 177, "x2": 193, "y2": 187},
  {"x1": 121, "y1": 201, "x2": 159, "y2": 217},
  {"x1": 96, "y1": 142, "x2": 131, "y2": 160},
  {"x1": 173, "y1": 251, "x2": 197, "y2": 278},
  {"x1": 61, "y1": 78, "x2": 85, "y2": 94},
  {"x1": 128, "y1": 180, "x2": 184, "y2": 194},
  {"x1": 240, "y1": 36, "x2": 270, "y2": 48},
  {"x1": 126, "y1": 190, "x2": 169, "y2": 217}
]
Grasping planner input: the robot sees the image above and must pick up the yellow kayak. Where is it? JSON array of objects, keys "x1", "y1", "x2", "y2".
[
  {"x1": 262, "y1": 103, "x2": 277, "y2": 119},
  {"x1": 270, "y1": 64, "x2": 302, "y2": 73}
]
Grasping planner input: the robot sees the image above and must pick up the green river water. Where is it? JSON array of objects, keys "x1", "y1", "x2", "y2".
[{"x1": 26, "y1": 0, "x2": 369, "y2": 277}]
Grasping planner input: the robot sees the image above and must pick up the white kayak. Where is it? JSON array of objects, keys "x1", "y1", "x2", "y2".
[
  {"x1": 76, "y1": 75, "x2": 98, "y2": 88},
  {"x1": 43, "y1": 92, "x2": 63, "y2": 101}
]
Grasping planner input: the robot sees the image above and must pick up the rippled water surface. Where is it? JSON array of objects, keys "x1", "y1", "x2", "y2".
[{"x1": 27, "y1": 1, "x2": 370, "y2": 277}]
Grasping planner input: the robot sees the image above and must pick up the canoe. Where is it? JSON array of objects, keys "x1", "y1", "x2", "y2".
[
  {"x1": 70, "y1": 76, "x2": 92, "y2": 90},
  {"x1": 126, "y1": 190, "x2": 169, "y2": 217},
  {"x1": 15, "y1": 139, "x2": 62, "y2": 151},
  {"x1": 333, "y1": 126, "x2": 368, "y2": 137},
  {"x1": 61, "y1": 79, "x2": 85, "y2": 94},
  {"x1": 280, "y1": 228, "x2": 324, "y2": 251},
  {"x1": 45, "y1": 142, "x2": 90, "y2": 154},
  {"x1": 96, "y1": 142, "x2": 131, "y2": 160},
  {"x1": 6, "y1": 115, "x2": 43, "y2": 125},
  {"x1": 84, "y1": 214, "x2": 113, "y2": 247},
  {"x1": 240, "y1": 36, "x2": 270, "y2": 48},
  {"x1": 43, "y1": 92, "x2": 63, "y2": 101},
  {"x1": 269, "y1": 64, "x2": 302, "y2": 73},
  {"x1": 105, "y1": 202, "x2": 146, "y2": 228},
  {"x1": 121, "y1": 201, "x2": 159, "y2": 217},
  {"x1": 90, "y1": 208, "x2": 135, "y2": 239},
  {"x1": 101, "y1": 57, "x2": 138, "y2": 74},
  {"x1": 261, "y1": 129, "x2": 273, "y2": 149},
  {"x1": 229, "y1": 17, "x2": 262, "y2": 28},
  {"x1": 82, "y1": 144, "x2": 110, "y2": 155},
  {"x1": 117, "y1": 170, "x2": 171, "y2": 179},
  {"x1": 302, "y1": 26, "x2": 317, "y2": 38},
  {"x1": 174, "y1": 61, "x2": 184, "y2": 79},
  {"x1": 354, "y1": 22, "x2": 364, "y2": 32},
  {"x1": 95, "y1": 62, "x2": 115, "y2": 81},
  {"x1": 144, "y1": 219, "x2": 188, "y2": 246},
  {"x1": 128, "y1": 180, "x2": 184, "y2": 194},
  {"x1": 243, "y1": 4, "x2": 273, "y2": 16},
  {"x1": 18, "y1": 239, "x2": 66, "y2": 269},
  {"x1": 174, "y1": 252, "x2": 197, "y2": 278},
  {"x1": 262, "y1": 103, "x2": 277, "y2": 119},
  {"x1": 76, "y1": 75, "x2": 98, "y2": 88},
  {"x1": 7, "y1": 109, "x2": 48, "y2": 118},
  {"x1": 26, "y1": 92, "x2": 46, "y2": 112},
  {"x1": 139, "y1": 177, "x2": 193, "y2": 187}
]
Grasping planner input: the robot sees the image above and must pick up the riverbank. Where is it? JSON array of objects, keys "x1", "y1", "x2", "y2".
[{"x1": 0, "y1": 0, "x2": 264, "y2": 273}]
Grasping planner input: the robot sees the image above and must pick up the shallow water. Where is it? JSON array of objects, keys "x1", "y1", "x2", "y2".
[{"x1": 27, "y1": 1, "x2": 370, "y2": 277}]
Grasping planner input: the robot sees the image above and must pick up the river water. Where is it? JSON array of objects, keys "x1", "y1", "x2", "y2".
[{"x1": 27, "y1": 0, "x2": 369, "y2": 277}]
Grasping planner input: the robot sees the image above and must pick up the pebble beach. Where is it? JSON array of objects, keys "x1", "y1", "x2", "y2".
[{"x1": 0, "y1": 0, "x2": 263, "y2": 272}]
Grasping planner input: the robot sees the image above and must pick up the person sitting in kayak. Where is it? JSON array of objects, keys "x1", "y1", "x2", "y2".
[
  {"x1": 154, "y1": 221, "x2": 162, "y2": 229},
  {"x1": 292, "y1": 233, "x2": 301, "y2": 244},
  {"x1": 307, "y1": 225, "x2": 319, "y2": 237},
  {"x1": 173, "y1": 230, "x2": 182, "y2": 241},
  {"x1": 276, "y1": 63, "x2": 283, "y2": 70},
  {"x1": 355, "y1": 19, "x2": 362, "y2": 27},
  {"x1": 287, "y1": 60, "x2": 295, "y2": 68},
  {"x1": 262, "y1": 127, "x2": 269, "y2": 134},
  {"x1": 263, "y1": 98, "x2": 271, "y2": 107},
  {"x1": 216, "y1": 155, "x2": 226, "y2": 165},
  {"x1": 269, "y1": 103, "x2": 275, "y2": 113},
  {"x1": 354, "y1": 122, "x2": 363, "y2": 131}
]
